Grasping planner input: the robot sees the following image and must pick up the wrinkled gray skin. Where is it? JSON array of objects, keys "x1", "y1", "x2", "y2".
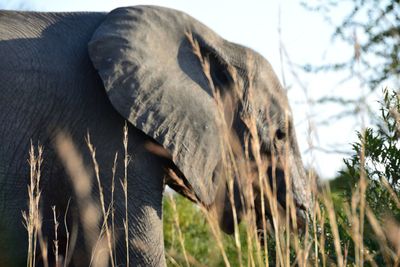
[{"x1": 0, "y1": 6, "x2": 310, "y2": 267}]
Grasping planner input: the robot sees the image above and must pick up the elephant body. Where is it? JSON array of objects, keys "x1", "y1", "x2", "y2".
[
  {"x1": 0, "y1": 11, "x2": 167, "y2": 266},
  {"x1": 0, "y1": 6, "x2": 311, "y2": 267}
]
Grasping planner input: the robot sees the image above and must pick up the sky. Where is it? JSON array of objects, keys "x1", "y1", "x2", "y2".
[{"x1": 0, "y1": 0, "x2": 366, "y2": 179}]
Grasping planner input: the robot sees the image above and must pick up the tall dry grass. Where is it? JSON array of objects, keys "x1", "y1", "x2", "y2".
[
  {"x1": 162, "y1": 33, "x2": 400, "y2": 267},
  {"x1": 21, "y1": 109, "x2": 400, "y2": 267},
  {"x1": 18, "y1": 32, "x2": 400, "y2": 267},
  {"x1": 22, "y1": 144, "x2": 48, "y2": 267}
]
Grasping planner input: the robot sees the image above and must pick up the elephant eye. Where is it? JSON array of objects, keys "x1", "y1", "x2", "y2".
[{"x1": 275, "y1": 129, "x2": 286, "y2": 140}]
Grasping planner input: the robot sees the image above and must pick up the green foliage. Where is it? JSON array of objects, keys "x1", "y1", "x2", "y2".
[
  {"x1": 329, "y1": 88, "x2": 400, "y2": 265},
  {"x1": 163, "y1": 195, "x2": 219, "y2": 266},
  {"x1": 163, "y1": 194, "x2": 283, "y2": 266},
  {"x1": 341, "y1": 89, "x2": 400, "y2": 216},
  {"x1": 163, "y1": 194, "x2": 252, "y2": 266}
]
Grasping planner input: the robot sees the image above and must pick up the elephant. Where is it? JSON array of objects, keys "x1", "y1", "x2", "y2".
[{"x1": 0, "y1": 5, "x2": 311, "y2": 267}]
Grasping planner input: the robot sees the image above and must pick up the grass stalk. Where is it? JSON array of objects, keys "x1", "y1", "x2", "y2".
[
  {"x1": 86, "y1": 134, "x2": 115, "y2": 267},
  {"x1": 122, "y1": 123, "x2": 130, "y2": 267}
]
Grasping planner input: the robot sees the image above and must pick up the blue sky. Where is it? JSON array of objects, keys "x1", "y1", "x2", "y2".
[{"x1": 1, "y1": 0, "x2": 365, "y2": 179}]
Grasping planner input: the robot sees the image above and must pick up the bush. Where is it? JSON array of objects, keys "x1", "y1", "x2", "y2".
[{"x1": 329, "y1": 88, "x2": 400, "y2": 265}]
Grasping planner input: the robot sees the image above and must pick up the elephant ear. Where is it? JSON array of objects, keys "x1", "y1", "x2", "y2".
[{"x1": 88, "y1": 6, "x2": 235, "y2": 205}]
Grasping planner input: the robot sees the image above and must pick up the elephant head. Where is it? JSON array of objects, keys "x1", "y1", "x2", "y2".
[{"x1": 88, "y1": 5, "x2": 311, "y2": 238}]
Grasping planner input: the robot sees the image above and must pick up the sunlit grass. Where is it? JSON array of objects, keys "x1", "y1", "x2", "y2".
[
  {"x1": 18, "y1": 31, "x2": 400, "y2": 267},
  {"x1": 21, "y1": 102, "x2": 400, "y2": 266}
]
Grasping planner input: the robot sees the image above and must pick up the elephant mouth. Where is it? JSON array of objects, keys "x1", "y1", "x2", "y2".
[{"x1": 251, "y1": 164, "x2": 310, "y2": 243}]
